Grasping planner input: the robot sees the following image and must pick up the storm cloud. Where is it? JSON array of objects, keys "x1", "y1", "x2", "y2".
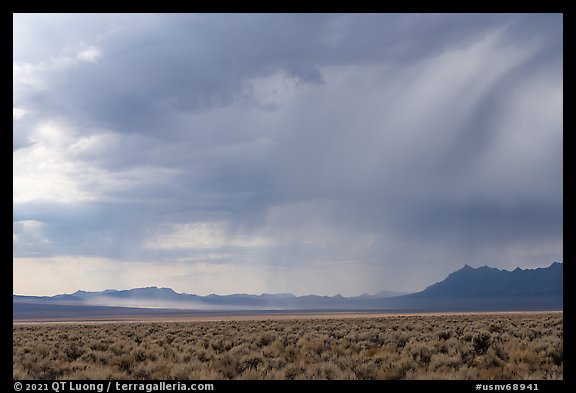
[{"x1": 13, "y1": 13, "x2": 562, "y2": 296}]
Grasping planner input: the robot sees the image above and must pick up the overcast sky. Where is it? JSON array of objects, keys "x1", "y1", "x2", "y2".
[{"x1": 13, "y1": 13, "x2": 562, "y2": 296}]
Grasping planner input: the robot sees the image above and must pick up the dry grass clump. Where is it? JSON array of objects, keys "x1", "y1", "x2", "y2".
[{"x1": 13, "y1": 313, "x2": 562, "y2": 380}]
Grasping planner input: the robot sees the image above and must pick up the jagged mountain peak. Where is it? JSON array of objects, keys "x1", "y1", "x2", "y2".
[{"x1": 418, "y1": 262, "x2": 562, "y2": 298}]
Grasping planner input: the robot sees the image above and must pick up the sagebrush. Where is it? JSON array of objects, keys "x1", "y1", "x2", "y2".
[{"x1": 13, "y1": 313, "x2": 563, "y2": 380}]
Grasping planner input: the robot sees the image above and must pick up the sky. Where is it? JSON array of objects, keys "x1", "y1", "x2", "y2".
[{"x1": 13, "y1": 13, "x2": 563, "y2": 296}]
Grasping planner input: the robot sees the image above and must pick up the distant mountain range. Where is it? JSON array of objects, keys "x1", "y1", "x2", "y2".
[
  {"x1": 387, "y1": 262, "x2": 563, "y2": 311},
  {"x1": 412, "y1": 262, "x2": 562, "y2": 297},
  {"x1": 13, "y1": 262, "x2": 562, "y2": 320}
]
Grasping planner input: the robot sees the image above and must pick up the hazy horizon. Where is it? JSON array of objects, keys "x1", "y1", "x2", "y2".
[
  {"x1": 14, "y1": 14, "x2": 563, "y2": 297},
  {"x1": 13, "y1": 261, "x2": 562, "y2": 297}
]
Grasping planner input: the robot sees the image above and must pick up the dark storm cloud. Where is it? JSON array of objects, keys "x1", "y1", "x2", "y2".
[
  {"x1": 15, "y1": 14, "x2": 532, "y2": 133},
  {"x1": 13, "y1": 13, "x2": 562, "y2": 294}
]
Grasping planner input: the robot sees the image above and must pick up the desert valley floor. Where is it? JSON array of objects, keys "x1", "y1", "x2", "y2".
[{"x1": 13, "y1": 312, "x2": 562, "y2": 380}]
